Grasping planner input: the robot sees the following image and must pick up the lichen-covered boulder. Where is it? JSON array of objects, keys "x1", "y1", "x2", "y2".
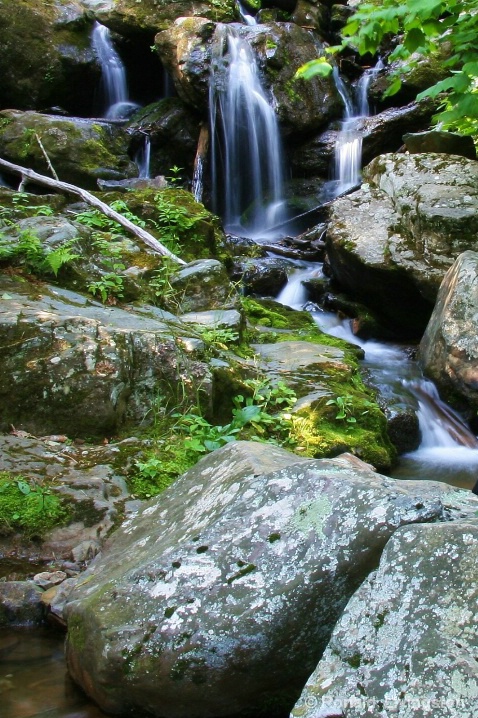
[
  {"x1": 326, "y1": 153, "x2": 478, "y2": 336},
  {"x1": 0, "y1": 110, "x2": 137, "y2": 190},
  {"x1": 419, "y1": 251, "x2": 478, "y2": 409},
  {"x1": 0, "y1": 0, "x2": 98, "y2": 114},
  {"x1": 64, "y1": 441, "x2": 477, "y2": 718},
  {"x1": 90, "y1": 0, "x2": 236, "y2": 35},
  {"x1": 0, "y1": 275, "x2": 212, "y2": 438},
  {"x1": 171, "y1": 259, "x2": 240, "y2": 313},
  {"x1": 291, "y1": 517, "x2": 478, "y2": 718}
]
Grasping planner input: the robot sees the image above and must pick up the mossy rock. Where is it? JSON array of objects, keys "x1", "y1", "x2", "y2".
[
  {"x1": 0, "y1": 111, "x2": 136, "y2": 190},
  {"x1": 98, "y1": 187, "x2": 231, "y2": 263},
  {"x1": 0, "y1": 0, "x2": 98, "y2": 115}
]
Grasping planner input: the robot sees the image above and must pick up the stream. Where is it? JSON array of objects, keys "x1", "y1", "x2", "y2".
[{"x1": 276, "y1": 262, "x2": 478, "y2": 490}]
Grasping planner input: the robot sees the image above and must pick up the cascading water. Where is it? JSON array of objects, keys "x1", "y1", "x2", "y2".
[
  {"x1": 237, "y1": 1, "x2": 257, "y2": 26},
  {"x1": 135, "y1": 135, "x2": 151, "y2": 179},
  {"x1": 91, "y1": 22, "x2": 139, "y2": 119},
  {"x1": 276, "y1": 262, "x2": 478, "y2": 488},
  {"x1": 332, "y1": 60, "x2": 384, "y2": 196},
  {"x1": 209, "y1": 25, "x2": 287, "y2": 238}
]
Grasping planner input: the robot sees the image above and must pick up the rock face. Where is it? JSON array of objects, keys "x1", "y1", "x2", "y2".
[
  {"x1": 155, "y1": 19, "x2": 342, "y2": 132},
  {"x1": 291, "y1": 518, "x2": 478, "y2": 718},
  {"x1": 64, "y1": 441, "x2": 476, "y2": 718},
  {"x1": 0, "y1": 110, "x2": 137, "y2": 189},
  {"x1": 419, "y1": 251, "x2": 478, "y2": 409},
  {"x1": 0, "y1": 275, "x2": 211, "y2": 438},
  {"x1": 326, "y1": 153, "x2": 478, "y2": 335},
  {"x1": 0, "y1": 0, "x2": 98, "y2": 114}
]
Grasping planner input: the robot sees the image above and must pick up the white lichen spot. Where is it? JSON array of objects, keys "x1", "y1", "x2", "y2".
[{"x1": 290, "y1": 496, "x2": 332, "y2": 538}]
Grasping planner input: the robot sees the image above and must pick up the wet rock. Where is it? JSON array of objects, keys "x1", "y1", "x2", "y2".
[
  {"x1": 419, "y1": 251, "x2": 478, "y2": 410},
  {"x1": 292, "y1": 518, "x2": 478, "y2": 718},
  {"x1": 0, "y1": 111, "x2": 136, "y2": 190},
  {"x1": 326, "y1": 153, "x2": 478, "y2": 336},
  {"x1": 64, "y1": 441, "x2": 478, "y2": 718},
  {"x1": 0, "y1": 581, "x2": 44, "y2": 626},
  {"x1": 232, "y1": 257, "x2": 290, "y2": 296},
  {"x1": 0, "y1": 275, "x2": 212, "y2": 437}
]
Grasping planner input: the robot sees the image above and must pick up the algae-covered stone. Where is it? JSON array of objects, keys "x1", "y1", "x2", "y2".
[
  {"x1": 292, "y1": 517, "x2": 478, "y2": 718},
  {"x1": 64, "y1": 441, "x2": 477, "y2": 718},
  {"x1": 172, "y1": 259, "x2": 240, "y2": 313},
  {"x1": 0, "y1": 110, "x2": 136, "y2": 189}
]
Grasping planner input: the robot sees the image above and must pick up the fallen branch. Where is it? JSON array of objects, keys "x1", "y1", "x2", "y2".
[{"x1": 0, "y1": 156, "x2": 186, "y2": 265}]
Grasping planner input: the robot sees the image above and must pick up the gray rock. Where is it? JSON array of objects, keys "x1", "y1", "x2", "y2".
[
  {"x1": 172, "y1": 259, "x2": 240, "y2": 313},
  {"x1": 64, "y1": 441, "x2": 477, "y2": 718},
  {"x1": 419, "y1": 251, "x2": 478, "y2": 409},
  {"x1": 0, "y1": 275, "x2": 211, "y2": 437},
  {"x1": 326, "y1": 153, "x2": 478, "y2": 335},
  {"x1": 0, "y1": 581, "x2": 44, "y2": 626},
  {"x1": 292, "y1": 518, "x2": 478, "y2": 718}
]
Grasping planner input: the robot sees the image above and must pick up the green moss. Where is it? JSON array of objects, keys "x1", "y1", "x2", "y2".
[{"x1": 0, "y1": 471, "x2": 70, "y2": 538}]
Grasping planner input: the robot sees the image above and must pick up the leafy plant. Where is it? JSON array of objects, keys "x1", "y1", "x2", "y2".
[
  {"x1": 148, "y1": 258, "x2": 178, "y2": 308},
  {"x1": 326, "y1": 395, "x2": 357, "y2": 423},
  {"x1": 0, "y1": 228, "x2": 79, "y2": 277},
  {"x1": 87, "y1": 236, "x2": 126, "y2": 303},
  {"x1": 199, "y1": 327, "x2": 240, "y2": 351},
  {"x1": 166, "y1": 165, "x2": 184, "y2": 186}
]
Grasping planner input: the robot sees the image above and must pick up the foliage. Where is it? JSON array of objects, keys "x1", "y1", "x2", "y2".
[
  {"x1": 340, "y1": 0, "x2": 478, "y2": 135},
  {"x1": 0, "y1": 191, "x2": 54, "y2": 225},
  {"x1": 0, "y1": 228, "x2": 79, "y2": 277},
  {"x1": 0, "y1": 473, "x2": 68, "y2": 538}
]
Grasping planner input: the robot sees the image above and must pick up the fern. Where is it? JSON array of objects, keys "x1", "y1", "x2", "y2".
[{"x1": 44, "y1": 243, "x2": 80, "y2": 277}]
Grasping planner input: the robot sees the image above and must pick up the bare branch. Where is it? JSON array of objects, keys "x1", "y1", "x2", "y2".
[{"x1": 0, "y1": 156, "x2": 186, "y2": 265}]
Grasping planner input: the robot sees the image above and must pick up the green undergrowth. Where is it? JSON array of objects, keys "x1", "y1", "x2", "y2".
[{"x1": 0, "y1": 472, "x2": 69, "y2": 538}]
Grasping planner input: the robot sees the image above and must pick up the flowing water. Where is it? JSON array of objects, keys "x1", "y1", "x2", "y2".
[
  {"x1": 91, "y1": 22, "x2": 139, "y2": 119},
  {"x1": 135, "y1": 135, "x2": 151, "y2": 179},
  {"x1": 329, "y1": 60, "x2": 384, "y2": 197},
  {"x1": 209, "y1": 25, "x2": 288, "y2": 238},
  {"x1": 277, "y1": 263, "x2": 478, "y2": 489}
]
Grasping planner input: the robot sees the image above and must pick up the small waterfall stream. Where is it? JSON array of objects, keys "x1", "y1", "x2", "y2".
[
  {"x1": 331, "y1": 60, "x2": 384, "y2": 196},
  {"x1": 277, "y1": 264, "x2": 478, "y2": 488},
  {"x1": 91, "y1": 22, "x2": 139, "y2": 119},
  {"x1": 135, "y1": 135, "x2": 151, "y2": 179},
  {"x1": 209, "y1": 25, "x2": 287, "y2": 238}
]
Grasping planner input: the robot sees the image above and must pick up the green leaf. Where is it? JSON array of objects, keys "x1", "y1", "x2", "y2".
[
  {"x1": 294, "y1": 59, "x2": 333, "y2": 81},
  {"x1": 16, "y1": 480, "x2": 31, "y2": 495},
  {"x1": 404, "y1": 27, "x2": 427, "y2": 52}
]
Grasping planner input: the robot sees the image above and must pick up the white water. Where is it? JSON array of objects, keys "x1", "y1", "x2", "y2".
[
  {"x1": 277, "y1": 263, "x2": 478, "y2": 486},
  {"x1": 91, "y1": 22, "x2": 139, "y2": 119},
  {"x1": 209, "y1": 25, "x2": 287, "y2": 238},
  {"x1": 135, "y1": 135, "x2": 151, "y2": 179},
  {"x1": 331, "y1": 60, "x2": 384, "y2": 196},
  {"x1": 237, "y1": 1, "x2": 257, "y2": 25}
]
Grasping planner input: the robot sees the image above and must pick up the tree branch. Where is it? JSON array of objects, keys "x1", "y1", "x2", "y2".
[{"x1": 0, "y1": 156, "x2": 186, "y2": 265}]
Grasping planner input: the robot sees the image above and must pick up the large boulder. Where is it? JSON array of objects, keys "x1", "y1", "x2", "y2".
[
  {"x1": 0, "y1": 274, "x2": 212, "y2": 438},
  {"x1": 0, "y1": 0, "x2": 98, "y2": 115},
  {"x1": 63, "y1": 441, "x2": 477, "y2": 718},
  {"x1": 155, "y1": 20, "x2": 342, "y2": 132},
  {"x1": 0, "y1": 110, "x2": 137, "y2": 190},
  {"x1": 419, "y1": 251, "x2": 478, "y2": 409},
  {"x1": 291, "y1": 517, "x2": 478, "y2": 718},
  {"x1": 326, "y1": 153, "x2": 478, "y2": 336}
]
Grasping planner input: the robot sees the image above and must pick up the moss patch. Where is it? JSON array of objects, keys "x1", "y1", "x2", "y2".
[{"x1": 0, "y1": 471, "x2": 70, "y2": 538}]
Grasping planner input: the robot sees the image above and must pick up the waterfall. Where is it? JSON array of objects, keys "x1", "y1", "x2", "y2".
[
  {"x1": 209, "y1": 25, "x2": 287, "y2": 239},
  {"x1": 91, "y1": 22, "x2": 139, "y2": 119},
  {"x1": 237, "y1": 1, "x2": 258, "y2": 25},
  {"x1": 135, "y1": 135, "x2": 151, "y2": 179},
  {"x1": 332, "y1": 59, "x2": 383, "y2": 196}
]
